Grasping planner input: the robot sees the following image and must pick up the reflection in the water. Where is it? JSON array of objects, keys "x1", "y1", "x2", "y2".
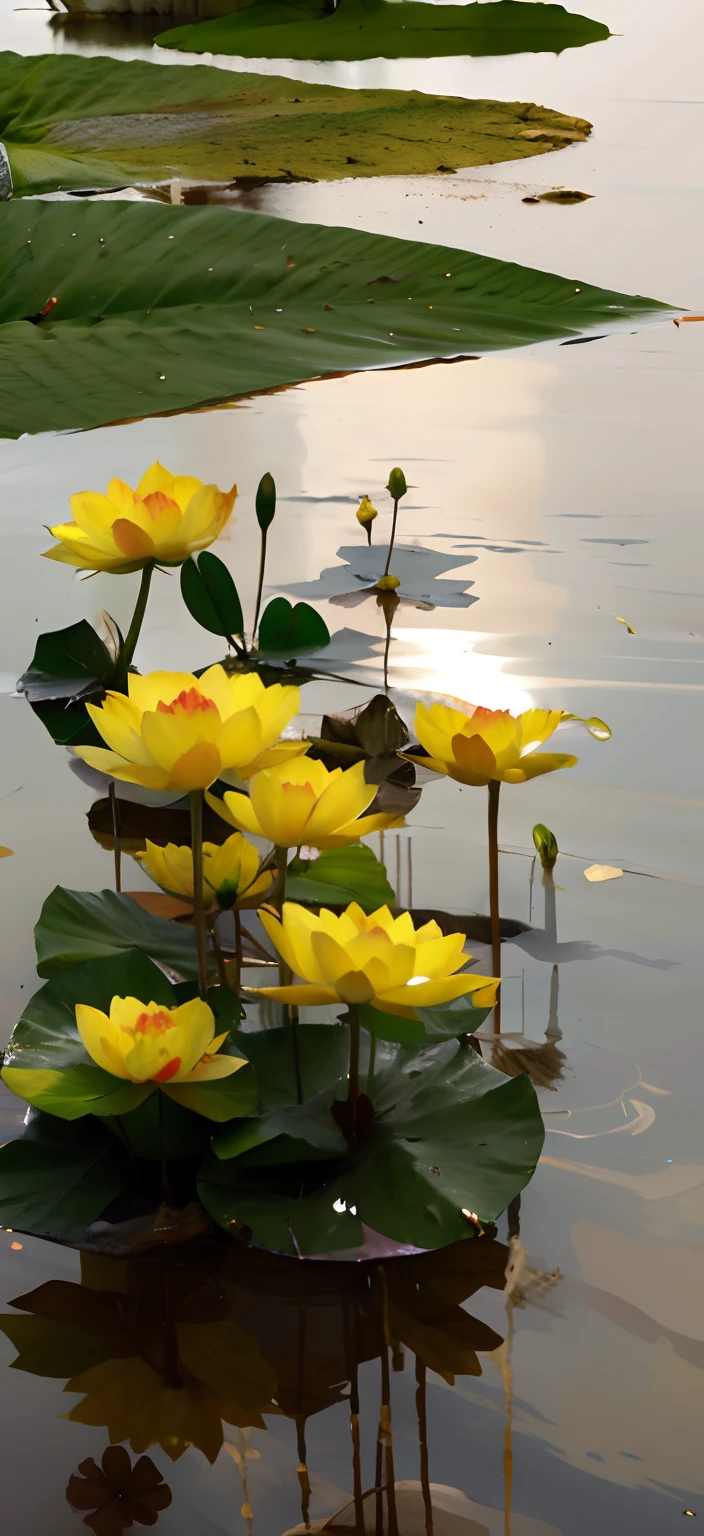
[
  {"x1": 1, "y1": 1235, "x2": 511, "y2": 1528},
  {"x1": 66, "y1": 1446, "x2": 172, "y2": 1535}
]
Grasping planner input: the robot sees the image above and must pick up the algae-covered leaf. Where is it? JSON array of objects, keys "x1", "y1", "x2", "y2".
[
  {"x1": 0, "y1": 200, "x2": 670, "y2": 441},
  {"x1": 157, "y1": 0, "x2": 610, "y2": 63},
  {"x1": 0, "y1": 48, "x2": 594, "y2": 194}
]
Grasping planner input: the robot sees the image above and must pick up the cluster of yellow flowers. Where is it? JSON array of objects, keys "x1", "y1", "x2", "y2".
[{"x1": 1, "y1": 459, "x2": 595, "y2": 1098}]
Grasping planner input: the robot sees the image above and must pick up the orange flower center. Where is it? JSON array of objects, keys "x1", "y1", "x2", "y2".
[
  {"x1": 157, "y1": 688, "x2": 218, "y2": 717},
  {"x1": 134, "y1": 1009, "x2": 174, "y2": 1036},
  {"x1": 140, "y1": 491, "x2": 181, "y2": 520}
]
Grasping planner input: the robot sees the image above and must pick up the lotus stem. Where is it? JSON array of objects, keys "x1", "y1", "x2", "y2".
[
  {"x1": 488, "y1": 779, "x2": 502, "y2": 1034},
  {"x1": 233, "y1": 910, "x2": 243, "y2": 993},
  {"x1": 189, "y1": 790, "x2": 208, "y2": 1000},
  {"x1": 120, "y1": 560, "x2": 154, "y2": 679},
  {"x1": 158, "y1": 1091, "x2": 171, "y2": 1206},
  {"x1": 347, "y1": 1003, "x2": 361, "y2": 1133},
  {"x1": 274, "y1": 844, "x2": 303, "y2": 1104},
  {"x1": 252, "y1": 526, "x2": 268, "y2": 641},
  {"x1": 366, "y1": 1030, "x2": 377, "y2": 1099},
  {"x1": 109, "y1": 781, "x2": 121, "y2": 893},
  {"x1": 209, "y1": 917, "x2": 229, "y2": 989},
  {"x1": 415, "y1": 1358, "x2": 434, "y2": 1536},
  {"x1": 382, "y1": 496, "x2": 400, "y2": 579},
  {"x1": 366, "y1": 523, "x2": 373, "y2": 546},
  {"x1": 379, "y1": 1270, "x2": 399, "y2": 1535}
]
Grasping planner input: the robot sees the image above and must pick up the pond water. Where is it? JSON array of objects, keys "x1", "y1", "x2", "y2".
[{"x1": 1, "y1": 0, "x2": 703, "y2": 1530}]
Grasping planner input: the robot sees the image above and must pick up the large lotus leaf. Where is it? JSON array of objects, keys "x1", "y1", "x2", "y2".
[
  {"x1": 0, "y1": 49, "x2": 593, "y2": 195},
  {"x1": 4, "y1": 947, "x2": 252, "y2": 1124},
  {"x1": 198, "y1": 1039, "x2": 544, "y2": 1254},
  {"x1": 158, "y1": 0, "x2": 610, "y2": 62},
  {"x1": 0, "y1": 1120, "x2": 129, "y2": 1238},
  {"x1": 360, "y1": 993, "x2": 494, "y2": 1045},
  {"x1": 285, "y1": 846, "x2": 395, "y2": 910},
  {"x1": 0, "y1": 201, "x2": 670, "y2": 441},
  {"x1": 212, "y1": 1088, "x2": 348, "y2": 1162},
  {"x1": 235, "y1": 1022, "x2": 350, "y2": 1109},
  {"x1": 34, "y1": 887, "x2": 199, "y2": 979}
]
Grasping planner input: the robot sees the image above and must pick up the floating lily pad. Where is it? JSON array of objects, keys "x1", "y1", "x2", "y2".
[
  {"x1": 2, "y1": 949, "x2": 255, "y2": 1124},
  {"x1": 0, "y1": 1116, "x2": 130, "y2": 1239},
  {"x1": 286, "y1": 845, "x2": 396, "y2": 909},
  {"x1": 34, "y1": 887, "x2": 199, "y2": 980},
  {"x1": 282, "y1": 544, "x2": 480, "y2": 608},
  {"x1": 0, "y1": 201, "x2": 671, "y2": 440},
  {"x1": 157, "y1": 0, "x2": 610, "y2": 63},
  {"x1": 17, "y1": 618, "x2": 122, "y2": 747},
  {"x1": 0, "y1": 49, "x2": 594, "y2": 195},
  {"x1": 198, "y1": 1039, "x2": 545, "y2": 1254}
]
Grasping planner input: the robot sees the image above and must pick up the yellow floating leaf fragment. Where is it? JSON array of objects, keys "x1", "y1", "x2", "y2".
[
  {"x1": 584, "y1": 864, "x2": 623, "y2": 882},
  {"x1": 616, "y1": 616, "x2": 636, "y2": 634},
  {"x1": 0, "y1": 846, "x2": 13, "y2": 858},
  {"x1": 253, "y1": 324, "x2": 264, "y2": 330}
]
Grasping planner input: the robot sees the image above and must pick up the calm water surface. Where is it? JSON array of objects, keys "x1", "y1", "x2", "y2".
[{"x1": 1, "y1": 1, "x2": 703, "y2": 1530}]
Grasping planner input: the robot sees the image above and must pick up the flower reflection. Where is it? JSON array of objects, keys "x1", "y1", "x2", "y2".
[{"x1": 66, "y1": 1446, "x2": 171, "y2": 1535}]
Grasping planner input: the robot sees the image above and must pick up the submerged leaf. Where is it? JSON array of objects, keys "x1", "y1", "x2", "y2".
[{"x1": 0, "y1": 201, "x2": 671, "y2": 441}]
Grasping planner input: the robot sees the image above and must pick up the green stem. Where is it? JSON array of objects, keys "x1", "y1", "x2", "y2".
[
  {"x1": 382, "y1": 497, "x2": 400, "y2": 578},
  {"x1": 209, "y1": 917, "x2": 229, "y2": 989},
  {"x1": 253, "y1": 527, "x2": 268, "y2": 641},
  {"x1": 190, "y1": 791, "x2": 208, "y2": 1000},
  {"x1": 488, "y1": 778, "x2": 502, "y2": 1034},
  {"x1": 347, "y1": 1003, "x2": 361, "y2": 1133},
  {"x1": 233, "y1": 909, "x2": 243, "y2": 994},
  {"x1": 109, "y1": 781, "x2": 122, "y2": 893},
  {"x1": 274, "y1": 845, "x2": 303, "y2": 1103},
  {"x1": 119, "y1": 561, "x2": 155, "y2": 679},
  {"x1": 366, "y1": 1030, "x2": 377, "y2": 1099},
  {"x1": 158, "y1": 1091, "x2": 171, "y2": 1206}
]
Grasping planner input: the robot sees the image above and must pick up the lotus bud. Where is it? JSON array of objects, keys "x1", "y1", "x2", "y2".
[
  {"x1": 356, "y1": 495, "x2": 378, "y2": 544},
  {"x1": 533, "y1": 823, "x2": 559, "y2": 870},
  {"x1": 386, "y1": 467, "x2": 407, "y2": 501},
  {"x1": 376, "y1": 574, "x2": 400, "y2": 591},
  {"x1": 255, "y1": 472, "x2": 276, "y2": 532}
]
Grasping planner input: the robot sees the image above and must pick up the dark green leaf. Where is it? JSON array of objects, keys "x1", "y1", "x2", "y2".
[
  {"x1": 158, "y1": 0, "x2": 610, "y2": 63},
  {"x1": 0, "y1": 1132, "x2": 129, "y2": 1238},
  {"x1": 0, "y1": 48, "x2": 597, "y2": 195},
  {"x1": 257, "y1": 598, "x2": 330, "y2": 658},
  {"x1": 286, "y1": 845, "x2": 395, "y2": 910},
  {"x1": 213, "y1": 1089, "x2": 347, "y2": 1162},
  {"x1": 198, "y1": 1159, "x2": 364, "y2": 1255},
  {"x1": 180, "y1": 551, "x2": 244, "y2": 640},
  {"x1": 199, "y1": 1039, "x2": 544, "y2": 1254},
  {"x1": 354, "y1": 693, "x2": 408, "y2": 756},
  {"x1": 17, "y1": 619, "x2": 120, "y2": 744},
  {"x1": 255, "y1": 472, "x2": 276, "y2": 532},
  {"x1": 34, "y1": 888, "x2": 199, "y2": 979},
  {"x1": 0, "y1": 201, "x2": 670, "y2": 441},
  {"x1": 235, "y1": 1022, "x2": 350, "y2": 1110}
]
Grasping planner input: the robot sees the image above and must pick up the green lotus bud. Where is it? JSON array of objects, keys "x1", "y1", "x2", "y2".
[
  {"x1": 533, "y1": 823, "x2": 559, "y2": 870},
  {"x1": 255, "y1": 472, "x2": 276, "y2": 532},
  {"x1": 386, "y1": 467, "x2": 407, "y2": 501}
]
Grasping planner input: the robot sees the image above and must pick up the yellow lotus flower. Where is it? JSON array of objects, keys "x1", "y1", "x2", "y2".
[
  {"x1": 74, "y1": 995, "x2": 245, "y2": 1087},
  {"x1": 253, "y1": 902, "x2": 498, "y2": 1017},
  {"x1": 73, "y1": 666, "x2": 306, "y2": 793},
  {"x1": 413, "y1": 702, "x2": 578, "y2": 787},
  {"x1": 134, "y1": 833, "x2": 274, "y2": 912},
  {"x1": 207, "y1": 757, "x2": 403, "y2": 850},
  {"x1": 42, "y1": 461, "x2": 237, "y2": 574}
]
